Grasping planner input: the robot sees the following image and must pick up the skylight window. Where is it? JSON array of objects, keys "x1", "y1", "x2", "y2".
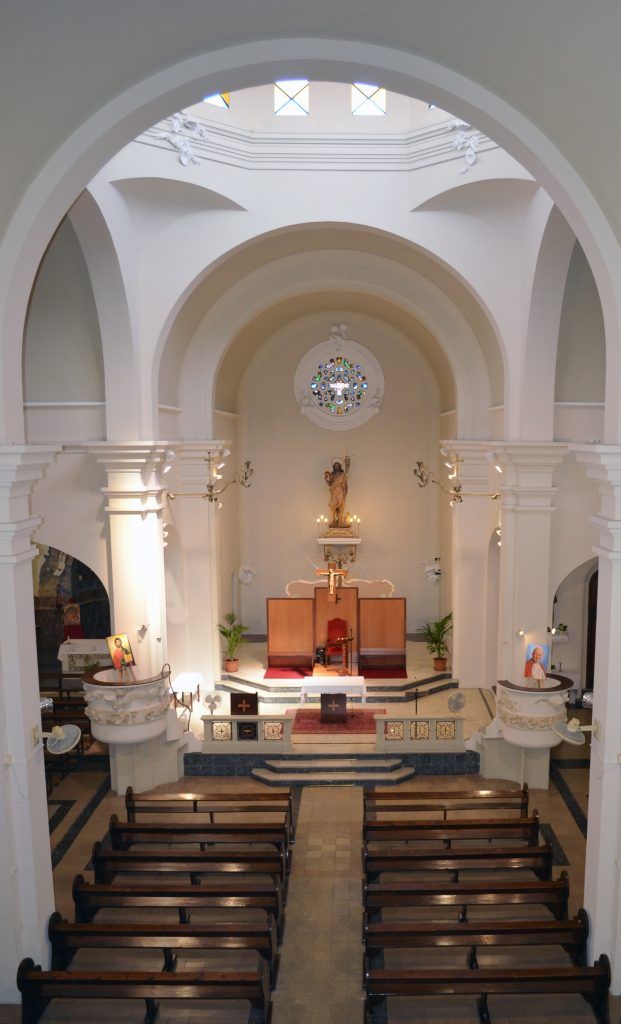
[
  {"x1": 203, "y1": 93, "x2": 230, "y2": 108},
  {"x1": 274, "y1": 80, "x2": 310, "y2": 116},
  {"x1": 351, "y1": 83, "x2": 386, "y2": 116}
]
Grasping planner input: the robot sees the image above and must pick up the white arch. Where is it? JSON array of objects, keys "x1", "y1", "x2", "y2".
[
  {"x1": 1, "y1": 39, "x2": 621, "y2": 442},
  {"x1": 68, "y1": 191, "x2": 143, "y2": 439},
  {"x1": 173, "y1": 249, "x2": 493, "y2": 439},
  {"x1": 520, "y1": 206, "x2": 577, "y2": 439}
]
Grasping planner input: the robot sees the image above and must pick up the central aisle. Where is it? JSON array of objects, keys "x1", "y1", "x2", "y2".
[{"x1": 271, "y1": 786, "x2": 364, "y2": 1023}]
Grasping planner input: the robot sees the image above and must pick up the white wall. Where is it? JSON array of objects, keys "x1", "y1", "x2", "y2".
[
  {"x1": 236, "y1": 310, "x2": 443, "y2": 634},
  {"x1": 553, "y1": 558, "x2": 597, "y2": 680},
  {"x1": 31, "y1": 454, "x2": 109, "y2": 591},
  {"x1": 23, "y1": 219, "x2": 105, "y2": 404},
  {"x1": 214, "y1": 411, "x2": 242, "y2": 623},
  {"x1": 555, "y1": 242, "x2": 605, "y2": 403}
]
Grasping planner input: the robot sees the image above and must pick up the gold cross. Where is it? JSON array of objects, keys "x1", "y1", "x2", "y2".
[
  {"x1": 327, "y1": 699, "x2": 340, "y2": 712},
  {"x1": 238, "y1": 699, "x2": 250, "y2": 712}
]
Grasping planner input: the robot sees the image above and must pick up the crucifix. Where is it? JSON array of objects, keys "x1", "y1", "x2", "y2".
[{"x1": 316, "y1": 560, "x2": 348, "y2": 601}]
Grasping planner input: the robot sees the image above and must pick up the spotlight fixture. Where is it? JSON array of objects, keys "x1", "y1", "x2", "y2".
[
  {"x1": 168, "y1": 451, "x2": 253, "y2": 503},
  {"x1": 485, "y1": 450, "x2": 504, "y2": 474},
  {"x1": 516, "y1": 628, "x2": 525, "y2": 637},
  {"x1": 413, "y1": 451, "x2": 500, "y2": 507}
]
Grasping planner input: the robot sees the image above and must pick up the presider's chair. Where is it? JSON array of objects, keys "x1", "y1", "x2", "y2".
[{"x1": 326, "y1": 617, "x2": 348, "y2": 667}]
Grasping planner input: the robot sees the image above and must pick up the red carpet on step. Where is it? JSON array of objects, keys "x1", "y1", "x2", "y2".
[
  {"x1": 286, "y1": 708, "x2": 385, "y2": 735},
  {"x1": 264, "y1": 668, "x2": 310, "y2": 680},
  {"x1": 362, "y1": 668, "x2": 408, "y2": 679}
]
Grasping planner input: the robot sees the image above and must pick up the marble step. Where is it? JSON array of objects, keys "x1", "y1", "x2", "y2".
[
  {"x1": 252, "y1": 765, "x2": 416, "y2": 786},
  {"x1": 262, "y1": 757, "x2": 402, "y2": 772}
]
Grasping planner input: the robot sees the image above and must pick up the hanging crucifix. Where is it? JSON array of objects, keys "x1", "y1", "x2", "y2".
[{"x1": 316, "y1": 560, "x2": 348, "y2": 602}]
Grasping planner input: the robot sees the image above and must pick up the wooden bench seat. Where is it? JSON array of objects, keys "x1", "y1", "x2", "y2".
[
  {"x1": 364, "y1": 909, "x2": 589, "y2": 967},
  {"x1": 126, "y1": 786, "x2": 294, "y2": 841},
  {"x1": 17, "y1": 957, "x2": 271, "y2": 1024},
  {"x1": 363, "y1": 842, "x2": 554, "y2": 882},
  {"x1": 92, "y1": 841, "x2": 287, "y2": 886},
  {"x1": 109, "y1": 814, "x2": 291, "y2": 868},
  {"x1": 363, "y1": 873, "x2": 570, "y2": 921},
  {"x1": 72, "y1": 873, "x2": 284, "y2": 939},
  {"x1": 48, "y1": 910, "x2": 279, "y2": 985},
  {"x1": 364, "y1": 784, "x2": 529, "y2": 819},
  {"x1": 364, "y1": 955, "x2": 610, "y2": 1024},
  {"x1": 363, "y1": 814, "x2": 539, "y2": 846}
]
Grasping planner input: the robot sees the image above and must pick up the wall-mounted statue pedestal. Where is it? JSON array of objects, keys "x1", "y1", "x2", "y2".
[
  {"x1": 468, "y1": 679, "x2": 573, "y2": 790},
  {"x1": 83, "y1": 665, "x2": 193, "y2": 793}
]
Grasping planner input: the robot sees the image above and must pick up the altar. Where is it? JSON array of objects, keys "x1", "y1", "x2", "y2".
[{"x1": 300, "y1": 676, "x2": 367, "y2": 703}]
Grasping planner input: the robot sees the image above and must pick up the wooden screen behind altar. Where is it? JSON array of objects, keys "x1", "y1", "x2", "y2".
[
  {"x1": 266, "y1": 598, "x2": 314, "y2": 669},
  {"x1": 358, "y1": 597, "x2": 406, "y2": 670},
  {"x1": 314, "y1": 586, "x2": 358, "y2": 652}
]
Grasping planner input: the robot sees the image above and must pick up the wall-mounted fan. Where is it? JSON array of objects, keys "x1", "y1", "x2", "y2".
[
  {"x1": 552, "y1": 717, "x2": 588, "y2": 746},
  {"x1": 447, "y1": 691, "x2": 466, "y2": 714},
  {"x1": 204, "y1": 692, "x2": 222, "y2": 715},
  {"x1": 37, "y1": 697, "x2": 82, "y2": 754}
]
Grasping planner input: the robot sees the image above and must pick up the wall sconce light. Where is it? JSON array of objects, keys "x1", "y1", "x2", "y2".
[
  {"x1": 168, "y1": 450, "x2": 253, "y2": 504},
  {"x1": 485, "y1": 450, "x2": 504, "y2": 474},
  {"x1": 162, "y1": 450, "x2": 176, "y2": 475},
  {"x1": 516, "y1": 628, "x2": 525, "y2": 637},
  {"x1": 414, "y1": 449, "x2": 500, "y2": 508}
]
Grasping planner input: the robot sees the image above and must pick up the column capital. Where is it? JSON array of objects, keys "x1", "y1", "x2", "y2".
[
  {"x1": 572, "y1": 444, "x2": 621, "y2": 521},
  {"x1": 84, "y1": 442, "x2": 177, "y2": 515},
  {"x1": 491, "y1": 442, "x2": 567, "y2": 510},
  {"x1": 0, "y1": 444, "x2": 59, "y2": 537},
  {"x1": 438, "y1": 439, "x2": 495, "y2": 492},
  {"x1": 176, "y1": 440, "x2": 232, "y2": 488}
]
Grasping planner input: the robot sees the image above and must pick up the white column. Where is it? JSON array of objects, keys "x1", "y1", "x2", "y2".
[
  {"x1": 447, "y1": 444, "x2": 498, "y2": 688},
  {"x1": 572, "y1": 446, "x2": 621, "y2": 990},
  {"x1": 495, "y1": 444, "x2": 566, "y2": 683},
  {"x1": 0, "y1": 445, "x2": 58, "y2": 1000},
  {"x1": 91, "y1": 444, "x2": 170, "y2": 677},
  {"x1": 167, "y1": 442, "x2": 231, "y2": 687}
]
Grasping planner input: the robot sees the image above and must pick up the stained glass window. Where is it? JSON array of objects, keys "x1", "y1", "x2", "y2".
[
  {"x1": 274, "y1": 80, "x2": 310, "y2": 116},
  {"x1": 203, "y1": 93, "x2": 231, "y2": 108},
  {"x1": 309, "y1": 356, "x2": 369, "y2": 415},
  {"x1": 351, "y1": 83, "x2": 386, "y2": 116}
]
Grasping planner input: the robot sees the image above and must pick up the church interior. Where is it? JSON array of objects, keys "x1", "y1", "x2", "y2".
[{"x1": 4, "y1": 4, "x2": 621, "y2": 1022}]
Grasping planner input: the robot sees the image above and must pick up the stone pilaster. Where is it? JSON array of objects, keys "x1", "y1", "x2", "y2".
[
  {"x1": 572, "y1": 445, "x2": 621, "y2": 990},
  {"x1": 0, "y1": 445, "x2": 58, "y2": 999},
  {"x1": 90, "y1": 443, "x2": 172, "y2": 677},
  {"x1": 167, "y1": 442, "x2": 232, "y2": 686},
  {"x1": 495, "y1": 443, "x2": 566, "y2": 683}
]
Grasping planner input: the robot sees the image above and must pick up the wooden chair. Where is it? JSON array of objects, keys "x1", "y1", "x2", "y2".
[{"x1": 326, "y1": 616, "x2": 347, "y2": 666}]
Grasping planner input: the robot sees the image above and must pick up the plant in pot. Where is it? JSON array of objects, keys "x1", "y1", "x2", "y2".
[
  {"x1": 420, "y1": 612, "x2": 453, "y2": 671},
  {"x1": 218, "y1": 611, "x2": 248, "y2": 673}
]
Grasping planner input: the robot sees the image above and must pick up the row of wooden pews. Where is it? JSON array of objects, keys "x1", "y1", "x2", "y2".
[
  {"x1": 18, "y1": 784, "x2": 295, "y2": 1023},
  {"x1": 361, "y1": 783, "x2": 610, "y2": 1024}
]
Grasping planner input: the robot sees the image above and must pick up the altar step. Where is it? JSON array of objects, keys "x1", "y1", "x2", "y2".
[
  {"x1": 252, "y1": 755, "x2": 415, "y2": 786},
  {"x1": 218, "y1": 674, "x2": 459, "y2": 704}
]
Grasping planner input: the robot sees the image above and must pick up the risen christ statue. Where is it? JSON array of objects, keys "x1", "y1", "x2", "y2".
[{"x1": 324, "y1": 455, "x2": 350, "y2": 528}]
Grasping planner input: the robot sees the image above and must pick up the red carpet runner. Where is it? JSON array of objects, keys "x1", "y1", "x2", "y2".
[{"x1": 286, "y1": 708, "x2": 385, "y2": 735}]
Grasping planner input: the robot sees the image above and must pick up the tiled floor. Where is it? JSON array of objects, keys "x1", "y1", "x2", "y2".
[{"x1": 3, "y1": 764, "x2": 619, "y2": 1024}]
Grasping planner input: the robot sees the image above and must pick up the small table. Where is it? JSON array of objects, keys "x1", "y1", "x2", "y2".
[{"x1": 300, "y1": 677, "x2": 367, "y2": 704}]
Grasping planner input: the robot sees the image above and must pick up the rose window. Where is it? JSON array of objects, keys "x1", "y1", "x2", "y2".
[{"x1": 309, "y1": 356, "x2": 368, "y2": 415}]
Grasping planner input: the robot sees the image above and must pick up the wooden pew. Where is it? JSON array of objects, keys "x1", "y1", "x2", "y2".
[
  {"x1": 364, "y1": 954, "x2": 610, "y2": 1024},
  {"x1": 363, "y1": 842, "x2": 554, "y2": 882},
  {"x1": 126, "y1": 785, "x2": 294, "y2": 842},
  {"x1": 363, "y1": 872, "x2": 570, "y2": 922},
  {"x1": 108, "y1": 814, "x2": 291, "y2": 869},
  {"x1": 91, "y1": 841, "x2": 287, "y2": 887},
  {"x1": 364, "y1": 784, "x2": 529, "y2": 819},
  {"x1": 48, "y1": 910, "x2": 279, "y2": 986},
  {"x1": 363, "y1": 814, "x2": 540, "y2": 847},
  {"x1": 17, "y1": 956, "x2": 271, "y2": 1024},
  {"x1": 72, "y1": 873, "x2": 285, "y2": 940},
  {"x1": 363, "y1": 908, "x2": 589, "y2": 968}
]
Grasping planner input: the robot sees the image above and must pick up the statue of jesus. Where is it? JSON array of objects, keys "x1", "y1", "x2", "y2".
[{"x1": 324, "y1": 455, "x2": 350, "y2": 528}]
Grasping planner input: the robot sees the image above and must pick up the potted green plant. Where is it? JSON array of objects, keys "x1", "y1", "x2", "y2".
[
  {"x1": 420, "y1": 612, "x2": 453, "y2": 671},
  {"x1": 218, "y1": 611, "x2": 248, "y2": 672}
]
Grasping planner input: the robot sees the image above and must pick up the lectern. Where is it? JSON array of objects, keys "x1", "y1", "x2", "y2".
[{"x1": 321, "y1": 691, "x2": 347, "y2": 724}]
